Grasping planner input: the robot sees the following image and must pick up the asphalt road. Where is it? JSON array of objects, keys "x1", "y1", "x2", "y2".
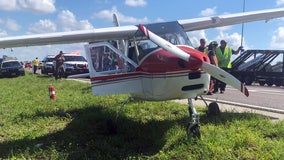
[{"x1": 201, "y1": 85, "x2": 284, "y2": 113}]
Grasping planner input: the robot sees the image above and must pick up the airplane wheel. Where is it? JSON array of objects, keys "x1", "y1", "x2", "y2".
[
  {"x1": 187, "y1": 124, "x2": 201, "y2": 139},
  {"x1": 206, "y1": 102, "x2": 220, "y2": 116}
]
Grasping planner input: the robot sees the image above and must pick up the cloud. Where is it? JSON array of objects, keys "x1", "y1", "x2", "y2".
[
  {"x1": 0, "y1": 18, "x2": 21, "y2": 31},
  {"x1": 199, "y1": 6, "x2": 217, "y2": 17},
  {"x1": 187, "y1": 30, "x2": 207, "y2": 47},
  {"x1": 0, "y1": 0, "x2": 17, "y2": 11},
  {"x1": 270, "y1": 27, "x2": 284, "y2": 49},
  {"x1": 125, "y1": 0, "x2": 147, "y2": 7},
  {"x1": 28, "y1": 19, "x2": 56, "y2": 34},
  {"x1": 0, "y1": 29, "x2": 8, "y2": 37},
  {"x1": 93, "y1": 6, "x2": 149, "y2": 24},
  {"x1": 57, "y1": 10, "x2": 94, "y2": 31},
  {"x1": 19, "y1": 0, "x2": 56, "y2": 13},
  {"x1": 0, "y1": 0, "x2": 56, "y2": 14},
  {"x1": 276, "y1": 0, "x2": 284, "y2": 5},
  {"x1": 188, "y1": 29, "x2": 248, "y2": 55},
  {"x1": 215, "y1": 31, "x2": 247, "y2": 50},
  {"x1": 4, "y1": 19, "x2": 21, "y2": 31}
]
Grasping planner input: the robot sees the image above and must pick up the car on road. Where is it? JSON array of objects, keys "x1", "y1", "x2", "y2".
[
  {"x1": 0, "y1": 57, "x2": 25, "y2": 77},
  {"x1": 41, "y1": 55, "x2": 55, "y2": 74},
  {"x1": 55, "y1": 53, "x2": 89, "y2": 78}
]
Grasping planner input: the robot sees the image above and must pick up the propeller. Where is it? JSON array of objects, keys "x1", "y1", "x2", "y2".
[
  {"x1": 139, "y1": 24, "x2": 190, "y2": 62},
  {"x1": 139, "y1": 24, "x2": 249, "y2": 97}
]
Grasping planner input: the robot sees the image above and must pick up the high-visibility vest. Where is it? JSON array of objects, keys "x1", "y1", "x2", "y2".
[
  {"x1": 196, "y1": 46, "x2": 208, "y2": 54},
  {"x1": 33, "y1": 59, "x2": 39, "y2": 66},
  {"x1": 216, "y1": 46, "x2": 232, "y2": 68}
]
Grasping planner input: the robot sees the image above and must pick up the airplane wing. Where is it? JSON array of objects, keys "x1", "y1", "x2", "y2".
[
  {"x1": 0, "y1": 25, "x2": 138, "y2": 48},
  {"x1": 179, "y1": 8, "x2": 284, "y2": 32},
  {"x1": 0, "y1": 8, "x2": 284, "y2": 48}
]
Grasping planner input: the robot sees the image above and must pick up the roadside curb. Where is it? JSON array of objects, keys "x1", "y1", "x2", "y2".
[{"x1": 173, "y1": 98, "x2": 284, "y2": 121}]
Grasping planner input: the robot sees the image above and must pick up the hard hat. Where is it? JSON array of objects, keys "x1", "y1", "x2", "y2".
[{"x1": 209, "y1": 41, "x2": 218, "y2": 47}]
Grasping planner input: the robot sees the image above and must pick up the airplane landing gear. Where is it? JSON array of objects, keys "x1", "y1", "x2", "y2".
[
  {"x1": 187, "y1": 98, "x2": 201, "y2": 139},
  {"x1": 199, "y1": 96, "x2": 221, "y2": 116}
]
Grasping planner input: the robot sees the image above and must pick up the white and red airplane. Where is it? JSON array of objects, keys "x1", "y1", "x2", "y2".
[{"x1": 0, "y1": 8, "x2": 284, "y2": 138}]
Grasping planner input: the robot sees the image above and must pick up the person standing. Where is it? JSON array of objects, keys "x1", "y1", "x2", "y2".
[
  {"x1": 206, "y1": 41, "x2": 219, "y2": 95},
  {"x1": 32, "y1": 57, "x2": 39, "y2": 74},
  {"x1": 195, "y1": 38, "x2": 208, "y2": 54},
  {"x1": 214, "y1": 40, "x2": 243, "y2": 93},
  {"x1": 54, "y1": 51, "x2": 65, "y2": 80}
]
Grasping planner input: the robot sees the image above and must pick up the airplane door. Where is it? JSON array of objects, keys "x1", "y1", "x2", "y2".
[{"x1": 84, "y1": 42, "x2": 142, "y2": 96}]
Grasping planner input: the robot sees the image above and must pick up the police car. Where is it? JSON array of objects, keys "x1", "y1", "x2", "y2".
[
  {"x1": 41, "y1": 55, "x2": 55, "y2": 74},
  {"x1": 0, "y1": 56, "x2": 25, "y2": 78},
  {"x1": 55, "y1": 52, "x2": 89, "y2": 78}
]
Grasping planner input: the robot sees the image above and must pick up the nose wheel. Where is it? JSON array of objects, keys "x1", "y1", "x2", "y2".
[{"x1": 187, "y1": 98, "x2": 201, "y2": 139}]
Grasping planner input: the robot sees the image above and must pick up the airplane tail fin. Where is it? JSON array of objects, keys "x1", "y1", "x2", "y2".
[{"x1": 113, "y1": 13, "x2": 120, "y2": 27}]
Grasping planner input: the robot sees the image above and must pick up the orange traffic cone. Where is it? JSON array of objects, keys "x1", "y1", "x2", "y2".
[{"x1": 49, "y1": 85, "x2": 56, "y2": 100}]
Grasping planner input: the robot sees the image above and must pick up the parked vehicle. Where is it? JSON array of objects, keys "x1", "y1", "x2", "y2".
[
  {"x1": 41, "y1": 55, "x2": 55, "y2": 74},
  {"x1": 0, "y1": 57, "x2": 25, "y2": 77},
  {"x1": 54, "y1": 53, "x2": 89, "y2": 78}
]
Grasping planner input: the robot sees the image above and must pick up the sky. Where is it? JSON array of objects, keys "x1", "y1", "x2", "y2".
[{"x1": 1, "y1": 0, "x2": 284, "y2": 61}]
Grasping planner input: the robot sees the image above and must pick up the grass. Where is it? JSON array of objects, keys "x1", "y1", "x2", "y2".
[{"x1": 0, "y1": 72, "x2": 284, "y2": 159}]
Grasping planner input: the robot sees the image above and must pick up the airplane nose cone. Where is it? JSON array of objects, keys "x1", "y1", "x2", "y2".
[{"x1": 178, "y1": 46, "x2": 210, "y2": 71}]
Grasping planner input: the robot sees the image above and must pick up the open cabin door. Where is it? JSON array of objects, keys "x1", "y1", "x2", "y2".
[{"x1": 84, "y1": 41, "x2": 142, "y2": 96}]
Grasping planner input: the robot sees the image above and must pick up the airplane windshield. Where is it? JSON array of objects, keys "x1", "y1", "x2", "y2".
[{"x1": 135, "y1": 21, "x2": 192, "y2": 50}]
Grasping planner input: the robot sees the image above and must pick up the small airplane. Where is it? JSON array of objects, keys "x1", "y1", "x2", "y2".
[{"x1": 1, "y1": 7, "x2": 284, "y2": 138}]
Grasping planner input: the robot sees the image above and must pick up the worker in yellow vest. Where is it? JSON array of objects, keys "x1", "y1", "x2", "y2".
[
  {"x1": 195, "y1": 38, "x2": 208, "y2": 54},
  {"x1": 214, "y1": 40, "x2": 243, "y2": 93},
  {"x1": 33, "y1": 57, "x2": 39, "y2": 74}
]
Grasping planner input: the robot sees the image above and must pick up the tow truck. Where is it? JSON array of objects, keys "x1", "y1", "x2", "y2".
[{"x1": 231, "y1": 49, "x2": 284, "y2": 86}]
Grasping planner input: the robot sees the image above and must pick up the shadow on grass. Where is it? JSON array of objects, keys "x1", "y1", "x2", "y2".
[{"x1": 0, "y1": 103, "x2": 262, "y2": 159}]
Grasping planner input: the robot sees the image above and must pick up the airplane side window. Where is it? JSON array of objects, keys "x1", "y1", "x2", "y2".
[
  {"x1": 89, "y1": 46, "x2": 103, "y2": 72},
  {"x1": 89, "y1": 46, "x2": 125, "y2": 73}
]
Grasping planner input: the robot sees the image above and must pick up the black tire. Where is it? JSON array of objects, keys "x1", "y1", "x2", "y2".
[{"x1": 206, "y1": 102, "x2": 220, "y2": 116}]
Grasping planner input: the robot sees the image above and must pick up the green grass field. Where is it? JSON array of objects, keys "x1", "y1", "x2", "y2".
[{"x1": 0, "y1": 72, "x2": 284, "y2": 159}]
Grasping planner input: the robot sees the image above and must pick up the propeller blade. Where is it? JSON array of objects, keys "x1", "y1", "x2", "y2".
[
  {"x1": 201, "y1": 62, "x2": 249, "y2": 97},
  {"x1": 139, "y1": 24, "x2": 249, "y2": 97},
  {"x1": 139, "y1": 24, "x2": 190, "y2": 62}
]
